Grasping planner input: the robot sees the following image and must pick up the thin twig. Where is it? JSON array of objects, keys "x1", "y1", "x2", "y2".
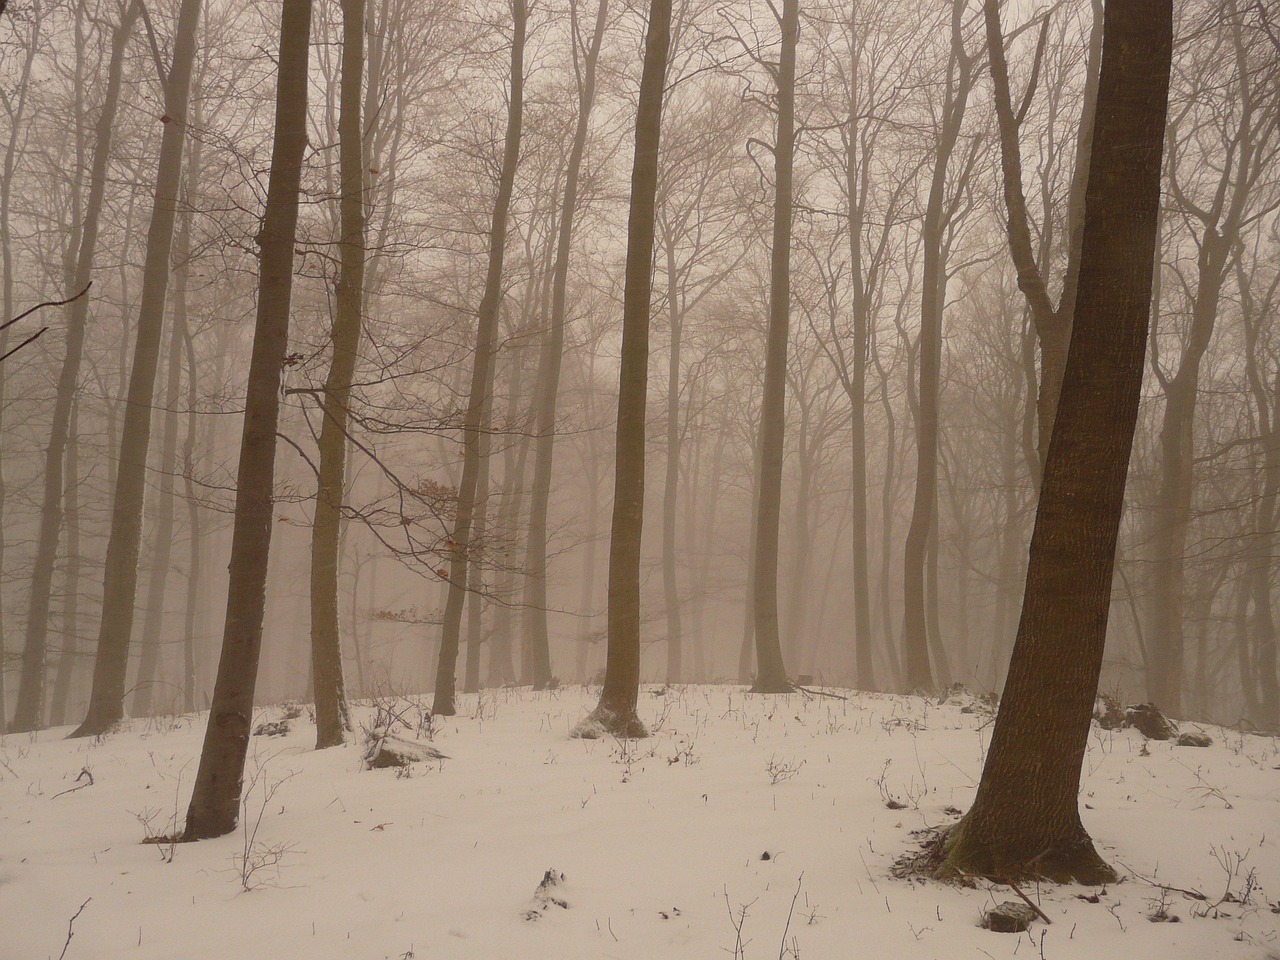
[
  {"x1": 1007, "y1": 879, "x2": 1052, "y2": 925},
  {"x1": 52, "y1": 768, "x2": 95, "y2": 800},
  {"x1": 57, "y1": 898, "x2": 91, "y2": 960}
]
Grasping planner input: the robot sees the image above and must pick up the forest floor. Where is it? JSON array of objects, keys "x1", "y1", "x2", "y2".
[{"x1": 2, "y1": 684, "x2": 1278, "y2": 959}]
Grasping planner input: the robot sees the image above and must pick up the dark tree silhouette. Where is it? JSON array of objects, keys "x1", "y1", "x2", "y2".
[
  {"x1": 183, "y1": 0, "x2": 315, "y2": 840},
  {"x1": 937, "y1": 0, "x2": 1174, "y2": 883}
]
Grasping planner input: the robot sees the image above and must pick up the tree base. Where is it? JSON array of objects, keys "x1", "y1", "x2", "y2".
[
  {"x1": 570, "y1": 704, "x2": 649, "y2": 740},
  {"x1": 748, "y1": 678, "x2": 794, "y2": 695},
  {"x1": 68, "y1": 711, "x2": 122, "y2": 740},
  {"x1": 927, "y1": 818, "x2": 1119, "y2": 885}
]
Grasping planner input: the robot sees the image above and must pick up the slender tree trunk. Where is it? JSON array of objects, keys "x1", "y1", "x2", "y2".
[
  {"x1": 524, "y1": 0, "x2": 609, "y2": 691},
  {"x1": 131, "y1": 308, "x2": 185, "y2": 717},
  {"x1": 575, "y1": 0, "x2": 672, "y2": 738},
  {"x1": 433, "y1": 0, "x2": 526, "y2": 716},
  {"x1": 462, "y1": 429, "x2": 490, "y2": 695},
  {"x1": 0, "y1": 6, "x2": 39, "y2": 734},
  {"x1": 74, "y1": 0, "x2": 202, "y2": 736},
  {"x1": 662, "y1": 235, "x2": 683, "y2": 682},
  {"x1": 309, "y1": 0, "x2": 367, "y2": 748},
  {"x1": 49, "y1": 404, "x2": 81, "y2": 728},
  {"x1": 10, "y1": 2, "x2": 139, "y2": 733},
  {"x1": 938, "y1": 0, "x2": 1171, "y2": 881},
  {"x1": 902, "y1": 0, "x2": 971, "y2": 693},
  {"x1": 183, "y1": 0, "x2": 315, "y2": 839},
  {"x1": 751, "y1": 0, "x2": 798, "y2": 694}
]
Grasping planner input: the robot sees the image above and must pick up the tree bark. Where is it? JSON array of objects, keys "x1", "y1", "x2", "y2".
[
  {"x1": 576, "y1": 0, "x2": 672, "y2": 738},
  {"x1": 183, "y1": 0, "x2": 315, "y2": 839},
  {"x1": 74, "y1": 0, "x2": 202, "y2": 736},
  {"x1": 901, "y1": 0, "x2": 972, "y2": 694},
  {"x1": 938, "y1": 0, "x2": 1172, "y2": 882},
  {"x1": 524, "y1": 0, "x2": 609, "y2": 691},
  {"x1": 310, "y1": 0, "x2": 367, "y2": 748},
  {"x1": 11, "y1": 2, "x2": 139, "y2": 733},
  {"x1": 433, "y1": 0, "x2": 526, "y2": 716},
  {"x1": 751, "y1": 0, "x2": 798, "y2": 694}
]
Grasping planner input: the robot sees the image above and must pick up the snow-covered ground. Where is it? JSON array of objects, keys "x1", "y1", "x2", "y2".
[{"x1": 2, "y1": 684, "x2": 1278, "y2": 959}]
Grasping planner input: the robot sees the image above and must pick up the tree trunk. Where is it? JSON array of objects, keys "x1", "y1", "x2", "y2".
[
  {"x1": 750, "y1": 0, "x2": 798, "y2": 695},
  {"x1": 524, "y1": 0, "x2": 609, "y2": 691},
  {"x1": 309, "y1": 0, "x2": 367, "y2": 748},
  {"x1": 462, "y1": 429, "x2": 490, "y2": 695},
  {"x1": 131, "y1": 304, "x2": 185, "y2": 717},
  {"x1": 183, "y1": 0, "x2": 315, "y2": 839},
  {"x1": 433, "y1": 0, "x2": 526, "y2": 716},
  {"x1": 74, "y1": 0, "x2": 202, "y2": 736},
  {"x1": 662, "y1": 233, "x2": 683, "y2": 683},
  {"x1": 938, "y1": 0, "x2": 1171, "y2": 882},
  {"x1": 10, "y1": 2, "x2": 139, "y2": 734},
  {"x1": 902, "y1": 0, "x2": 971, "y2": 694},
  {"x1": 576, "y1": 0, "x2": 672, "y2": 738},
  {"x1": 48, "y1": 403, "x2": 81, "y2": 728}
]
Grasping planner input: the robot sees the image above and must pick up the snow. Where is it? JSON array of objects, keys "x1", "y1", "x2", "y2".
[{"x1": 2, "y1": 684, "x2": 1278, "y2": 959}]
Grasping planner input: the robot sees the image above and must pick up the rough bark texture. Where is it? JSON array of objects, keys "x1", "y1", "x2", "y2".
[
  {"x1": 938, "y1": 0, "x2": 1172, "y2": 883},
  {"x1": 74, "y1": 0, "x2": 202, "y2": 737},
  {"x1": 433, "y1": 0, "x2": 526, "y2": 716},
  {"x1": 10, "y1": 1, "x2": 138, "y2": 734},
  {"x1": 183, "y1": 0, "x2": 314, "y2": 840},
  {"x1": 310, "y1": 0, "x2": 366, "y2": 749},
  {"x1": 576, "y1": 0, "x2": 672, "y2": 739},
  {"x1": 750, "y1": 0, "x2": 798, "y2": 695}
]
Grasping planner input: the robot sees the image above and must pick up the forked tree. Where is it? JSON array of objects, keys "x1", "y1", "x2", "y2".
[
  {"x1": 183, "y1": 0, "x2": 315, "y2": 840},
  {"x1": 936, "y1": 0, "x2": 1173, "y2": 882},
  {"x1": 572, "y1": 0, "x2": 673, "y2": 739}
]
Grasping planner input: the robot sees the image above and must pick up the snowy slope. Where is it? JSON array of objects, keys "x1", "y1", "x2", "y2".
[{"x1": 2, "y1": 685, "x2": 1277, "y2": 959}]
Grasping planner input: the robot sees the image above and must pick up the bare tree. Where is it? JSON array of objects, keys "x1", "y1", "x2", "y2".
[
  {"x1": 183, "y1": 0, "x2": 315, "y2": 840},
  {"x1": 937, "y1": 0, "x2": 1172, "y2": 883},
  {"x1": 575, "y1": 0, "x2": 672, "y2": 738}
]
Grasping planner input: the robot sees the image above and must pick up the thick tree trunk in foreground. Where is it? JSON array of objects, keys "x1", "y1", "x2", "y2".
[
  {"x1": 574, "y1": 0, "x2": 672, "y2": 739},
  {"x1": 751, "y1": 0, "x2": 798, "y2": 694},
  {"x1": 938, "y1": 0, "x2": 1171, "y2": 882},
  {"x1": 74, "y1": 0, "x2": 202, "y2": 737},
  {"x1": 433, "y1": 0, "x2": 526, "y2": 716},
  {"x1": 10, "y1": 1, "x2": 139, "y2": 734},
  {"x1": 183, "y1": 0, "x2": 314, "y2": 840},
  {"x1": 310, "y1": 0, "x2": 366, "y2": 748}
]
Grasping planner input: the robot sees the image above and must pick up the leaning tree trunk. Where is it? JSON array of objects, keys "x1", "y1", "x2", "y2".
[
  {"x1": 523, "y1": 0, "x2": 609, "y2": 691},
  {"x1": 750, "y1": 0, "x2": 798, "y2": 694},
  {"x1": 433, "y1": 0, "x2": 526, "y2": 716},
  {"x1": 183, "y1": 0, "x2": 315, "y2": 840},
  {"x1": 574, "y1": 0, "x2": 673, "y2": 739},
  {"x1": 937, "y1": 0, "x2": 1172, "y2": 882},
  {"x1": 74, "y1": 0, "x2": 202, "y2": 737},
  {"x1": 10, "y1": 2, "x2": 139, "y2": 734},
  {"x1": 309, "y1": 0, "x2": 367, "y2": 748}
]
